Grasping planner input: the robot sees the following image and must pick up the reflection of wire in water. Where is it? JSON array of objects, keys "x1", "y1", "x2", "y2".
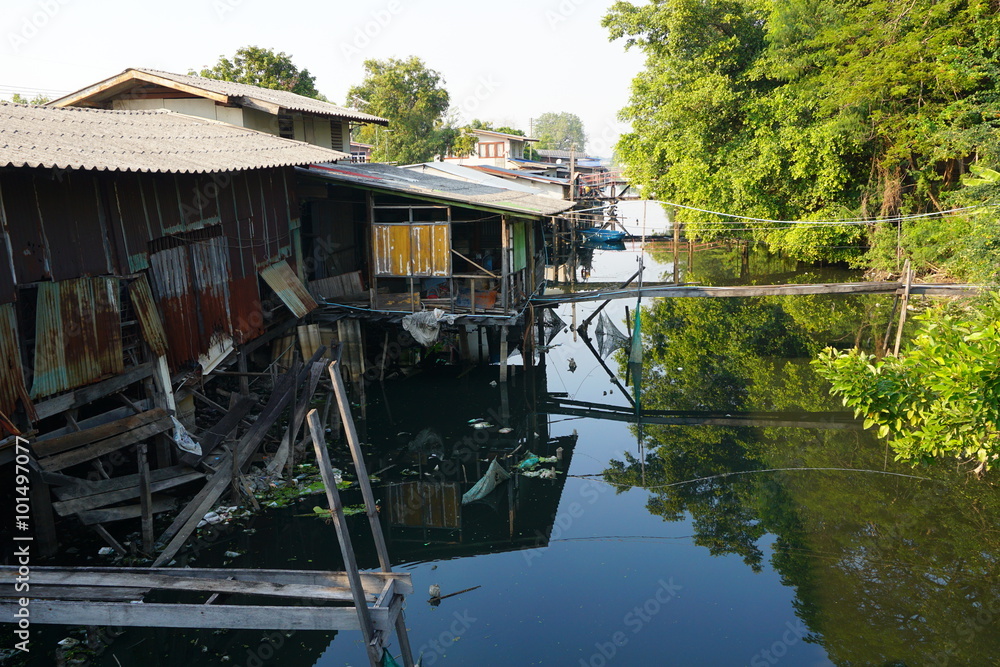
[
  {"x1": 568, "y1": 466, "x2": 939, "y2": 490},
  {"x1": 548, "y1": 535, "x2": 695, "y2": 544}
]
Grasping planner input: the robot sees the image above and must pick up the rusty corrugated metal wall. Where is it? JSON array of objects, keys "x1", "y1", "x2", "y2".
[
  {"x1": 0, "y1": 166, "x2": 304, "y2": 380},
  {"x1": 29, "y1": 277, "x2": 124, "y2": 399},
  {"x1": 260, "y1": 260, "x2": 318, "y2": 318},
  {"x1": 0, "y1": 303, "x2": 30, "y2": 419},
  {"x1": 127, "y1": 274, "x2": 168, "y2": 358}
]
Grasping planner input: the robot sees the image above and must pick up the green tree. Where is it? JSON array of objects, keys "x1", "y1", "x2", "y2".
[
  {"x1": 196, "y1": 45, "x2": 323, "y2": 99},
  {"x1": 814, "y1": 293, "x2": 1000, "y2": 472},
  {"x1": 10, "y1": 93, "x2": 49, "y2": 105},
  {"x1": 604, "y1": 0, "x2": 1000, "y2": 269},
  {"x1": 348, "y1": 56, "x2": 452, "y2": 164},
  {"x1": 533, "y1": 111, "x2": 586, "y2": 151}
]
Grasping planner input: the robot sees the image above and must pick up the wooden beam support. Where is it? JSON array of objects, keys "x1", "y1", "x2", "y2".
[
  {"x1": 32, "y1": 363, "x2": 155, "y2": 421},
  {"x1": 39, "y1": 417, "x2": 174, "y2": 472}
]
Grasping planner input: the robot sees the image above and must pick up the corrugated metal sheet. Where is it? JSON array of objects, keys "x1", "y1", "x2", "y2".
[
  {"x1": 304, "y1": 163, "x2": 574, "y2": 217},
  {"x1": 0, "y1": 303, "x2": 29, "y2": 420},
  {"x1": 127, "y1": 274, "x2": 168, "y2": 357},
  {"x1": 260, "y1": 260, "x2": 317, "y2": 318},
  {"x1": 374, "y1": 224, "x2": 449, "y2": 277},
  {"x1": 0, "y1": 103, "x2": 348, "y2": 174},
  {"x1": 148, "y1": 232, "x2": 234, "y2": 370},
  {"x1": 149, "y1": 245, "x2": 201, "y2": 370},
  {"x1": 29, "y1": 277, "x2": 124, "y2": 399},
  {"x1": 190, "y1": 236, "x2": 233, "y2": 341}
]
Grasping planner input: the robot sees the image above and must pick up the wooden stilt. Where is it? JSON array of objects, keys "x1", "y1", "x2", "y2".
[
  {"x1": 329, "y1": 361, "x2": 415, "y2": 667},
  {"x1": 137, "y1": 443, "x2": 154, "y2": 554},
  {"x1": 893, "y1": 260, "x2": 913, "y2": 357},
  {"x1": 306, "y1": 410, "x2": 381, "y2": 667},
  {"x1": 499, "y1": 326, "x2": 509, "y2": 383}
]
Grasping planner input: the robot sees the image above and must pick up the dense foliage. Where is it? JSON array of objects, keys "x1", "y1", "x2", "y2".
[
  {"x1": 605, "y1": 0, "x2": 1000, "y2": 275},
  {"x1": 533, "y1": 111, "x2": 587, "y2": 151},
  {"x1": 815, "y1": 293, "x2": 1000, "y2": 471},
  {"x1": 347, "y1": 56, "x2": 452, "y2": 164},
  {"x1": 196, "y1": 46, "x2": 322, "y2": 99}
]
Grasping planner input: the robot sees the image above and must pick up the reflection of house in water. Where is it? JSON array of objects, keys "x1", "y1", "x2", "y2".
[{"x1": 361, "y1": 367, "x2": 578, "y2": 563}]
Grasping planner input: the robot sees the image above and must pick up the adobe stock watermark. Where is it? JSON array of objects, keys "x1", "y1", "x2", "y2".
[
  {"x1": 580, "y1": 577, "x2": 683, "y2": 666},
  {"x1": 449, "y1": 74, "x2": 503, "y2": 129},
  {"x1": 545, "y1": 0, "x2": 587, "y2": 30},
  {"x1": 522, "y1": 476, "x2": 611, "y2": 565},
  {"x1": 413, "y1": 609, "x2": 476, "y2": 665},
  {"x1": 7, "y1": 0, "x2": 73, "y2": 53},
  {"x1": 748, "y1": 619, "x2": 810, "y2": 666},
  {"x1": 341, "y1": 1, "x2": 405, "y2": 62}
]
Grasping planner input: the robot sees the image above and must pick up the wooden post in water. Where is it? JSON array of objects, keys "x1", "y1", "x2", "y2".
[
  {"x1": 306, "y1": 410, "x2": 381, "y2": 667},
  {"x1": 892, "y1": 259, "x2": 913, "y2": 357},
  {"x1": 499, "y1": 325, "x2": 509, "y2": 383},
  {"x1": 329, "y1": 361, "x2": 415, "y2": 667}
]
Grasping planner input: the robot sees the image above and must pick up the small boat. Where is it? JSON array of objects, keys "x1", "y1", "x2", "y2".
[
  {"x1": 582, "y1": 237, "x2": 626, "y2": 251},
  {"x1": 578, "y1": 227, "x2": 626, "y2": 242}
]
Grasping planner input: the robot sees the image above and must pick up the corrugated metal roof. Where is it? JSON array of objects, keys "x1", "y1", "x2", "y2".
[
  {"x1": 465, "y1": 163, "x2": 570, "y2": 186},
  {"x1": 260, "y1": 259, "x2": 318, "y2": 318},
  {"x1": 300, "y1": 163, "x2": 574, "y2": 217},
  {"x1": 0, "y1": 102, "x2": 348, "y2": 174},
  {"x1": 400, "y1": 162, "x2": 549, "y2": 195},
  {"x1": 29, "y1": 277, "x2": 124, "y2": 399},
  {"x1": 0, "y1": 303, "x2": 30, "y2": 420},
  {"x1": 50, "y1": 68, "x2": 389, "y2": 126},
  {"x1": 470, "y1": 129, "x2": 538, "y2": 142},
  {"x1": 127, "y1": 274, "x2": 168, "y2": 357}
]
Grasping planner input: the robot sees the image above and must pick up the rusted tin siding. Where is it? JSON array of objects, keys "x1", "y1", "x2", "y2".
[
  {"x1": 148, "y1": 232, "x2": 235, "y2": 370},
  {"x1": 29, "y1": 277, "x2": 124, "y2": 399},
  {"x1": 127, "y1": 274, "x2": 168, "y2": 358},
  {"x1": 0, "y1": 303, "x2": 29, "y2": 420},
  {"x1": 148, "y1": 245, "x2": 201, "y2": 370},
  {"x1": 260, "y1": 260, "x2": 317, "y2": 318}
]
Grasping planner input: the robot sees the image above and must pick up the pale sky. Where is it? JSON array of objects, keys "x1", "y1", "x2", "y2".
[{"x1": 0, "y1": 0, "x2": 645, "y2": 157}]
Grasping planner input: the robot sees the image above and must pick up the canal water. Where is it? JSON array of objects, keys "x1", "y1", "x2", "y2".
[{"x1": 29, "y1": 232, "x2": 1000, "y2": 666}]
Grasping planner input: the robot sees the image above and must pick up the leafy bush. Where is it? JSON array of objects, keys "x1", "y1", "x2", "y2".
[{"x1": 814, "y1": 293, "x2": 1000, "y2": 471}]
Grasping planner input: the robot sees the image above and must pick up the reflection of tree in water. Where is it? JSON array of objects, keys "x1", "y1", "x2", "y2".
[{"x1": 605, "y1": 293, "x2": 1000, "y2": 664}]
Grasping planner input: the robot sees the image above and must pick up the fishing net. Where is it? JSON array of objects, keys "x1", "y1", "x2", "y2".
[
  {"x1": 541, "y1": 307, "x2": 567, "y2": 345},
  {"x1": 595, "y1": 311, "x2": 629, "y2": 359}
]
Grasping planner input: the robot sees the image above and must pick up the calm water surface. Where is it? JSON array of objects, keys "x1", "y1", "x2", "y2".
[{"x1": 38, "y1": 238, "x2": 999, "y2": 666}]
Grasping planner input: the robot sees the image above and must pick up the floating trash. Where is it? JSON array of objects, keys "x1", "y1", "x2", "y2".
[
  {"x1": 498, "y1": 427, "x2": 513, "y2": 434},
  {"x1": 471, "y1": 422, "x2": 493, "y2": 429}
]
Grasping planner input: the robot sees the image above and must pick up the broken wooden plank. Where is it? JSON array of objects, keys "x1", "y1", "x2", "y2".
[
  {"x1": 52, "y1": 471, "x2": 204, "y2": 516},
  {"x1": 13, "y1": 569, "x2": 373, "y2": 603},
  {"x1": 179, "y1": 396, "x2": 257, "y2": 468},
  {"x1": 52, "y1": 465, "x2": 201, "y2": 501},
  {"x1": 138, "y1": 443, "x2": 154, "y2": 552},
  {"x1": 40, "y1": 418, "x2": 174, "y2": 472},
  {"x1": 152, "y1": 357, "x2": 320, "y2": 567},
  {"x1": 76, "y1": 496, "x2": 178, "y2": 525},
  {"x1": 0, "y1": 586, "x2": 147, "y2": 602},
  {"x1": 0, "y1": 601, "x2": 389, "y2": 632},
  {"x1": 33, "y1": 363, "x2": 155, "y2": 421},
  {"x1": 0, "y1": 566, "x2": 412, "y2": 596},
  {"x1": 32, "y1": 409, "x2": 170, "y2": 458},
  {"x1": 92, "y1": 525, "x2": 127, "y2": 556},
  {"x1": 34, "y1": 403, "x2": 151, "y2": 443},
  {"x1": 267, "y1": 360, "x2": 326, "y2": 475}
]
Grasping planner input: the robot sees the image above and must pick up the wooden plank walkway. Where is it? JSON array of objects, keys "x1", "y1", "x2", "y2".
[
  {"x1": 532, "y1": 281, "x2": 979, "y2": 304},
  {"x1": 545, "y1": 397, "x2": 862, "y2": 430}
]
